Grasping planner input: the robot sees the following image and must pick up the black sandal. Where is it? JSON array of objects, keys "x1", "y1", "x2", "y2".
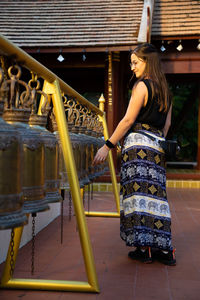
[
  {"x1": 128, "y1": 247, "x2": 152, "y2": 263},
  {"x1": 155, "y1": 248, "x2": 176, "y2": 266}
]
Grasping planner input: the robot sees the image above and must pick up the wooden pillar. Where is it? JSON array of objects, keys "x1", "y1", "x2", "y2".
[
  {"x1": 106, "y1": 52, "x2": 114, "y2": 135},
  {"x1": 104, "y1": 51, "x2": 121, "y2": 171},
  {"x1": 147, "y1": 6, "x2": 151, "y2": 43},
  {"x1": 112, "y1": 52, "x2": 121, "y2": 129},
  {"x1": 105, "y1": 51, "x2": 121, "y2": 134}
]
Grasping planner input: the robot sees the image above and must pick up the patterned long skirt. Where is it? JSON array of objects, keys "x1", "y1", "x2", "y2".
[{"x1": 120, "y1": 123, "x2": 172, "y2": 251}]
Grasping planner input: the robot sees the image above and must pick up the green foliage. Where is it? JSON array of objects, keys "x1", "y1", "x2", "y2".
[
  {"x1": 169, "y1": 82, "x2": 198, "y2": 162},
  {"x1": 82, "y1": 92, "x2": 100, "y2": 106}
]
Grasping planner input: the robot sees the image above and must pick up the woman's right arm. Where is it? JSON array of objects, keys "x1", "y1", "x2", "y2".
[
  {"x1": 92, "y1": 81, "x2": 147, "y2": 165},
  {"x1": 163, "y1": 104, "x2": 172, "y2": 137}
]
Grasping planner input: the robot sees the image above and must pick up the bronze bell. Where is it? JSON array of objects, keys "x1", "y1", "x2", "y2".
[
  {"x1": 76, "y1": 104, "x2": 91, "y2": 186},
  {"x1": 29, "y1": 114, "x2": 61, "y2": 203},
  {"x1": 48, "y1": 106, "x2": 70, "y2": 191},
  {"x1": 94, "y1": 115, "x2": 108, "y2": 177},
  {"x1": 69, "y1": 129, "x2": 82, "y2": 186},
  {"x1": 70, "y1": 103, "x2": 87, "y2": 188},
  {"x1": 61, "y1": 97, "x2": 82, "y2": 189},
  {"x1": 3, "y1": 65, "x2": 49, "y2": 214},
  {"x1": 91, "y1": 114, "x2": 102, "y2": 179},
  {"x1": 85, "y1": 111, "x2": 97, "y2": 181},
  {"x1": 0, "y1": 68, "x2": 27, "y2": 229},
  {"x1": 28, "y1": 77, "x2": 61, "y2": 204}
]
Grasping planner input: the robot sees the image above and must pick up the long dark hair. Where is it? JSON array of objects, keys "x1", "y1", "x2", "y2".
[{"x1": 131, "y1": 43, "x2": 171, "y2": 112}]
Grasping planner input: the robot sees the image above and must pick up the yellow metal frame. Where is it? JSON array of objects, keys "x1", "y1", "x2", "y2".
[
  {"x1": 84, "y1": 112, "x2": 120, "y2": 218},
  {"x1": 83, "y1": 54, "x2": 120, "y2": 218},
  {"x1": 0, "y1": 79, "x2": 99, "y2": 293},
  {"x1": 1, "y1": 225, "x2": 98, "y2": 292},
  {"x1": 0, "y1": 34, "x2": 120, "y2": 293}
]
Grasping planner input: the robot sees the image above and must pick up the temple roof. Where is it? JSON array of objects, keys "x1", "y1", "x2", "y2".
[
  {"x1": 0, "y1": 0, "x2": 144, "y2": 49},
  {"x1": 151, "y1": 0, "x2": 200, "y2": 38}
]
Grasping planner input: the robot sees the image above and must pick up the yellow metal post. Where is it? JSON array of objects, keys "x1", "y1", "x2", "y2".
[
  {"x1": 50, "y1": 79, "x2": 99, "y2": 292},
  {"x1": 1, "y1": 226, "x2": 24, "y2": 285},
  {"x1": 0, "y1": 80, "x2": 100, "y2": 293},
  {"x1": 0, "y1": 34, "x2": 121, "y2": 293}
]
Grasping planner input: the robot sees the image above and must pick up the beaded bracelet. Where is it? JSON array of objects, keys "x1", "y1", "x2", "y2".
[{"x1": 105, "y1": 139, "x2": 115, "y2": 149}]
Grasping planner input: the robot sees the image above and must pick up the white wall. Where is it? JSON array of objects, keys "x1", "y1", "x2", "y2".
[{"x1": 0, "y1": 202, "x2": 60, "y2": 264}]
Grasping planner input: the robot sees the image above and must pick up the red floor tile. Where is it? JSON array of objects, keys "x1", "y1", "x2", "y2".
[{"x1": 1, "y1": 188, "x2": 200, "y2": 300}]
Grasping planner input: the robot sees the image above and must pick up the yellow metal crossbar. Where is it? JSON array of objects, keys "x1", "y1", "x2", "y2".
[
  {"x1": 0, "y1": 34, "x2": 103, "y2": 116},
  {"x1": 1, "y1": 226, "x2": 98, "y2": 292},
  {"x1": 84, "y1": 113, "x2": 120, "y2": 218}
]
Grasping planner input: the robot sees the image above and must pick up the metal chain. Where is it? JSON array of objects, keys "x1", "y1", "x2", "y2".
[
  {"x1": 31, "y1": 213, "x2": 36, "y2": 275},
  {"x1": 69, "y1": 191, "x2": 72, "y2": 221},
  {"x1": 9, "y1": 229, "x2": 15, "y2": 277},
  {"x1": 91, "y1": 182, "x2": 94, "y2": 201},
  {"x1": 83, "y1": 188, "x2": 85, "y2": 208},
  {"x1": 88, "y1": 184, "x2": 90, "y2": 213},
  {"x1": 60, "y1": 189, "x2": 64, "y2": 244},
  {"x1": 87, "y1": 183, "x2": 90, "y2": 212}
]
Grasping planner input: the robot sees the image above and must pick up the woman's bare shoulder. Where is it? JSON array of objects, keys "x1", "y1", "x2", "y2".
[{"x1": 132, "y1": 80, "x2": 148, "y2": 95}]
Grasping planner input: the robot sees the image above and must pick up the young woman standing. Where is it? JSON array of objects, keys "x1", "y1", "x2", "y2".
[{"x1": 93, "y1": 43, "x2": 176, "y2": 266}]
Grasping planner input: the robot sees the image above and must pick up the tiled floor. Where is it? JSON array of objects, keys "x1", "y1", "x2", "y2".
[
  {"x1": 1, "y1": 188, "x2": 200, "y2": 300},
  {"x1": 166, "y1": 168, "x2": 200, "y2": 181}
]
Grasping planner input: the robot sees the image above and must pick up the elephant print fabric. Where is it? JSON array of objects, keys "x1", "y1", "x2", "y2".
[{"x1": 120, "y1": 123, "x2": 172, "y2": 251}]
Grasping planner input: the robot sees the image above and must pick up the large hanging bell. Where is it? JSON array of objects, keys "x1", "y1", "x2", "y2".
[
  {"x1": 28, "y1": 76, "x2": 61, "y2": 203},
  {"x1": 48, "y1": 108, "x2": 70, "y2": 191},
  {"x1": 0, "y1": 68, "x2": 27, "y2": 229},
  {"x1": 29, "y1": 113, "x2": 61, "y2": 204},
  {"x1": 3, "y1": 65, "x2": 49, "y2": 214},
  {"x1": 3, "y1": 109, "x2": 49, "y2": 213},
  {"x1": 67, "y1": 101, "x2": 88, "y2": 188},
  {"x1": 0, "y1": 105, "x2": 27, "y2": 229},
  {"x1": 75, "y1": 104, "x2": 91, "y2": 187}
]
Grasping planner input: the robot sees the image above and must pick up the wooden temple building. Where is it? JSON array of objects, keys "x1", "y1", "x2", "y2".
[{"x1": 0, "y1": 0, "x2": 200, "y2": 177}]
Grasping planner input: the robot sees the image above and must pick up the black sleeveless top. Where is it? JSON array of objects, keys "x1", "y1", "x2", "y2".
[{"x1": 135, "y1": 79, "x2": 168, "y2": 130}]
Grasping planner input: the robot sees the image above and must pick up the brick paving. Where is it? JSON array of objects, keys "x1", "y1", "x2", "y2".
[{"x1": 1, "y1": 188, "x2": 200, "y2": 300}]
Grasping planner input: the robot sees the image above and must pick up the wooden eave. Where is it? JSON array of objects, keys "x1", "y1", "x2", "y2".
[
  {"x1": 22, "y1": 45, "x2": 138, "y2": 54},
  {"x1": 151, "y1": 0, "x2": 200, "y2": 40},
  {"x1": 0, "y1": 0, "x2": 145, "y2": 51}
]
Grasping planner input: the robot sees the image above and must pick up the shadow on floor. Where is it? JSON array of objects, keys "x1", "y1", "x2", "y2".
[{"x1": 1, "y1": 189, "x2": 200, "y2": 300}]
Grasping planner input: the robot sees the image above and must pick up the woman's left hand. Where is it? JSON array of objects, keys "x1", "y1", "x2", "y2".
[{"x1": 93, "y1": 145, "x2": 109, "y2": 166}]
